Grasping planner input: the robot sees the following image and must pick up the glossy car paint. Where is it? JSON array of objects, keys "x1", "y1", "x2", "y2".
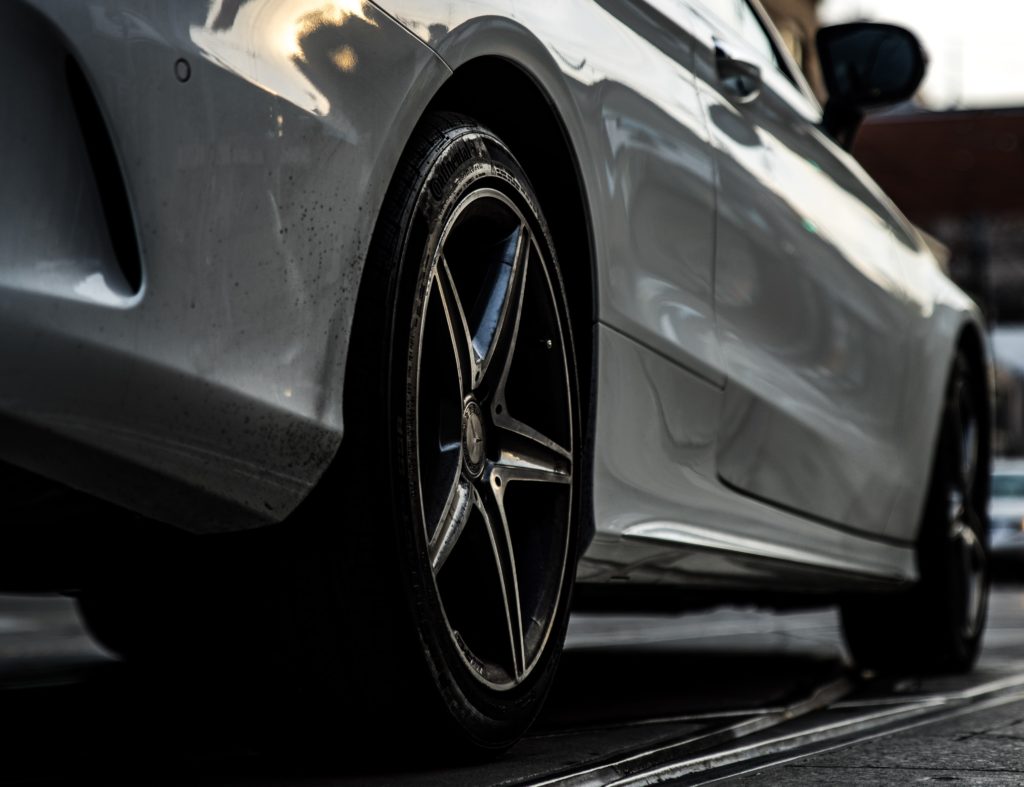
[
  {"x1": 1, "y1": 0, "x2": 987, "y2": 588},
  {"x1": 699, "y1": 18, "x2": 913, "y2": 538},
  {"x1": 585, "y1": 323, "x2": 914, "y2": 586},
  {"x1": 2, "y1": 0, "x2": 448, "y2": 529}
]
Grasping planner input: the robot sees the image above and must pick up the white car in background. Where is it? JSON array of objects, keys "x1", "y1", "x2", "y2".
[{"x1": 991, "y1": 459, "x2": 1024, "y2": 560}]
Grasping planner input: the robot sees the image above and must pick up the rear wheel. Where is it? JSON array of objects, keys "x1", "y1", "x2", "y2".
[
  {"x1": 841, "y1": 351, "x2": 989, "y2": 674},
  {"x1": 347, "y1": 112, "x2": 582, "y2": 749}
]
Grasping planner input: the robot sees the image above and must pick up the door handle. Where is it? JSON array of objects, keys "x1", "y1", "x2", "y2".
[{"x1": 714, "y1": 38, "x2": 762, "y2": 103}]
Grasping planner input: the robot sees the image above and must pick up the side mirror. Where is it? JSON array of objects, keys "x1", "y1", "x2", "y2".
[{"x1": 817, "y1": 23, "x2": 927, "y2": 149}]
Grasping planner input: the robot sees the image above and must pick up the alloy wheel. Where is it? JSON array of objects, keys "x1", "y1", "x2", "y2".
[{"x1": 410, "y1": 187, "x2": 575, "y2": 691}]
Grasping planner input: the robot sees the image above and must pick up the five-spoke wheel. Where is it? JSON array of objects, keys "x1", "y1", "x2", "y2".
[
  {"x1": 320, "y1": 112, "x2": 585, "y2": 751},
  {"x1": 412, "y1": 189, "x2": 575, "y2": 690}
]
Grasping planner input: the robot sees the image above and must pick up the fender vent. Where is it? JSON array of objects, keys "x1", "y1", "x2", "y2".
[{"x1": 65, "y1": 56, "x2": 142, "y2": 294}]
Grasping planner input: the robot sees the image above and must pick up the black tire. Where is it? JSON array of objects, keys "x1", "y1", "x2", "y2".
[
  {"x1": 841, "y1": 351, "x2": 990, "y2": 675},
  {"x1": 345, "y1": 111, "x2": 582, "y2": 750}
]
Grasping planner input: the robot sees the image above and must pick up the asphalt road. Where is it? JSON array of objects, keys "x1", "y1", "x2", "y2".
[{"x1": 1, "y1": 583, "x2": 1022, "y2": 785}]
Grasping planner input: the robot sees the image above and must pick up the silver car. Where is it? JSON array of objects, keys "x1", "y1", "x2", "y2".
[{"x1": 2, "y1": 0, "x2": 991, "y2": 752}]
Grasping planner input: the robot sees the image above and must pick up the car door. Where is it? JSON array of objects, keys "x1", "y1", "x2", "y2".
[{"x1": 688, "y1": 0, "x2": 914, "y2": 536}]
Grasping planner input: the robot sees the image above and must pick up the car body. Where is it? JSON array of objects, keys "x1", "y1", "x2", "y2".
[
  {"x1": 4, "y1": 0, "x2": 987, "y2": 581},
  {"x1": 991, "y1": 459, "x2": 1024, "y2": 560},
  {"x1": 1, "y1": 0, "x2": 993, "y2": 750}
]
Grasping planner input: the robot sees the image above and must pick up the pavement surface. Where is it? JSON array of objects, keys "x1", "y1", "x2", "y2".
[
  {"x1": 729, "y1": 588, "x2": 1024, "y2": 785},
  {"x1": 735, "y1": 700, "x2": 1024, "y2": 785},
  {"x1": 0, "y1": 583, "x2": 1021, "y2": 785}
]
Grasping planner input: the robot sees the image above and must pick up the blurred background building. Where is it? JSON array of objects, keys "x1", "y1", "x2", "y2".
[
  {"x1": 853, "y1": 111, "x2": 1024, "y2": 327},
  {"x1": 760, "y1": 0, "x2": 825, "y2": 99}
]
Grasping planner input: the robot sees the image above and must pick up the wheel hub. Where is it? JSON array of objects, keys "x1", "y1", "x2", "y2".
[{"x1": 462, "y1": 400, "x2": 486, "y2": 476}]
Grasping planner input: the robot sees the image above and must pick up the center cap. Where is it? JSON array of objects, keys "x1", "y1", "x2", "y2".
[{"x1": 462, "y1": 401, "x2": 486, "y2": 476}]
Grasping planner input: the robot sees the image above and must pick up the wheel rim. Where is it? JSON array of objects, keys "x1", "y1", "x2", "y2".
[
  {"x1": 411, "y1": 188, "x2": 574, "y2": 691},
  {"x1": 947, "y1": 375, "x2": 986, "y2": 640}
]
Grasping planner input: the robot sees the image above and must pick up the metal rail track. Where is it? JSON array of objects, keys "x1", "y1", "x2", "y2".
[{"x1": 532, "y1": 671, "x2": 1024, "y2": 786}]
